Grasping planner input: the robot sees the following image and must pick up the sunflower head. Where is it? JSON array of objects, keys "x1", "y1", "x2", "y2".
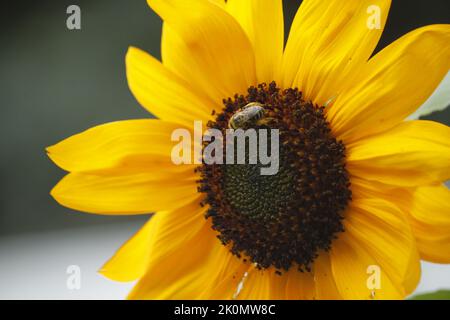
[{"x1": 198, "y1": 82, "x2": 351, "y2": 272}]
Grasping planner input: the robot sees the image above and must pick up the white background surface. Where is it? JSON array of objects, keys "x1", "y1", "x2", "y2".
[{"x1": 1, "y1": 221, "x2": 449, "y2": 300}]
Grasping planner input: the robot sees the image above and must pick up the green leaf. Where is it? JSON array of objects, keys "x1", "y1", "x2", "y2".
[{"x1": 409, "y1": 290, "x2": 450, "y2": 300}]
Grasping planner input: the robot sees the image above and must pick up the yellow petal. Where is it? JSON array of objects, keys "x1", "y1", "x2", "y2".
[
  {"x1": 314, "y1": 253, "x2": 342, "y2": 300},
  {"x1": 47, "y1": 119, "x2": 196, "y2": 175},
  {"x1": 268, "y1": 269, "x2": 289, "y2": 300},
  {"x1": 410, "y1": 232, "x2": 450, "y2": 264},
  {"x1": 350, "y1": 176, "x2": 403, "y2": 200},
  {"x1": 210, "y1": 0, "x2": 225, "y2": 8},
  {"x1": 406, "y1": 184, "x2": 450, "y2": 263},
  {"x1": 409, "y1": 185, "x2": 450, "y2": 227},
  {"x1": 226, "y1": 0, "x2": 284, "y2": 84},
  {"x1": 328, "y1": 25, "x2": 450, "y2": 143},
  {"x1": 234, "y1": 265, "x2": 313, "y2": 300},
  {"x1": 282, "y1": 0, "x2": 390, "y2": 105},
  {"x1": 330, "y1": 233, "x2": 404, "y2": 300},
  {"x1": 347, "y1": 120, "x2": 450, "y2": 186},
  {"x1": 153, "y1": 0, "x2": 257, "y2": 103},
  {"x1": 99, "y1": 217, "x2": 155, "y2": 282},
  {"x1": 51, "y1": 172, "x2": 199, "y2": 215},
  {"x1": 285, "y1": 268, "x2": 316, "y2": 300},
  {"x1": 200, "y1": 253, "x2": 250, "y2": 300},
  {"x1": 343, "y1": 198, "x2": 420, "y2": 296},
  {"x1": 237, "y1": 266, "x2": 317, "y2": 300},
  {"x1": 126, "y1": 47, "x2": 217, "y2": 127},
  {"x1": 128, "y1": 212, "x2": 248, "y2": 299},
  {"x1": 352, "y1": 177, "x2": 450, "y2": 263},
  {"x1": 351, "y1": 177, "x2": 422, "y2": 294},
  {"x1": 100, "y1": 200, "x2": 203, "y2": 281},
  {"x1": 236, "y1": 268, "x2": 275, "y2": 300}
]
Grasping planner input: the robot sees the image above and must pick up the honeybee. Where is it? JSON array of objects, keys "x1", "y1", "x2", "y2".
[{"x1": 228, "y1": 102, "x2": 267, "y2": 129}]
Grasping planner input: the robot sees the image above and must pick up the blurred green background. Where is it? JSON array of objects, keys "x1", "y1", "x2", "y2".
[{"x1": 0, "y1": 0, "x2": 449, "y2": 236}]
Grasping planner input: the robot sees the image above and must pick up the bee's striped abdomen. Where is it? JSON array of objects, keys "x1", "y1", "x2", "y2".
[{"x1": 228, "y1": 102, "x2": 265, "y2": 129}]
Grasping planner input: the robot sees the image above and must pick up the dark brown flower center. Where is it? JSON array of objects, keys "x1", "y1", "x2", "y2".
[{"x1": 197, "y1": 82, "x2": 351, "y2": 272}]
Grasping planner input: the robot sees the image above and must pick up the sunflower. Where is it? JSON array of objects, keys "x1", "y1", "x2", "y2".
[{"x1": 47, "y1": 0, "x2": 450, "y2": 300}]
